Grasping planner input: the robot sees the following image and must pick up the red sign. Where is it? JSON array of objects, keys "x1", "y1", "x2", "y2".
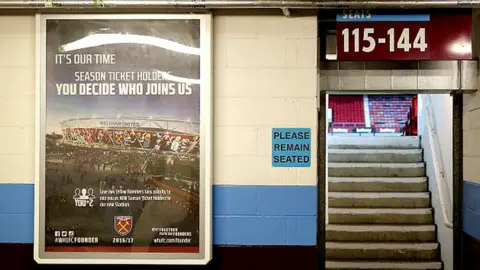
[{"x1": 336, "y1": 13, "x2": 472, "y2": 60}]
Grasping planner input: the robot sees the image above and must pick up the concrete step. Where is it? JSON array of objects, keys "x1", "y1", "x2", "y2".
[
  {"x1": 329, "y1": 192, "x2": 430, "y2": 208},
  {"x1": 329, "y1": 208, "x2": 433, "y2": 224},
  {"x1": 328, "y1": 177, "x2": 427, "y2": 192},
  {"x1": 325, "y1": 261, "x2": 442, "y2": 270},
  {"x1": 328, "y1": 149, "x2": 423, "y2": 163},
  {"x1": 329, "y1": 163, "x2": 425, "y2": 177},
  {"x1": 328, "y1": 136, "x2": 420, "y2": 150},
  {"x1": 326, "y1": 225, "x2": 436, "y2": 242},
  {"x1": 326, "y1": 242, "x2": 439, "y2": 260}
]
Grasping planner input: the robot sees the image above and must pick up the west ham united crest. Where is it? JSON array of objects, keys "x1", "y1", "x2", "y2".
[{"x1": 114, "y1": 216, "x2": 133, "y2": 236}]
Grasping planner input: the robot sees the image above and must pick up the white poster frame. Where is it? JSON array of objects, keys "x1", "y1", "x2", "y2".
[{"x1": 34, "y1": 13, "x2": 213, "y2": 265}]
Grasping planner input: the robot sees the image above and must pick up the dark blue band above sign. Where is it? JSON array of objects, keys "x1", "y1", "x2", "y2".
[
  {"x1": 336, "y1": 10, "x2": 430, "y2": 22},
  {"x1": 272, "y1": 128, "x2": 311, "y2": 168}
]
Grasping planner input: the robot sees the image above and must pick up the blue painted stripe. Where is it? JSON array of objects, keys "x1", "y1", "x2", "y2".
[
  {"x1": 214, "y1": 185, "x2": 316, "y2": 216},
  {"x1": 463, "y1": 181, "x2": 480, "y2": 240},
  {"x1": 214, "y1": 216, "x2": 316, "y2": 245},
  {"x1": 0, "y1": 184, "x2": 34, "y2": 214},
  {"x1": 0, "y1": 184, "x2": 317, "y2": 245},
  {"x1": 0, "y1": 214, "x2": 33, "y2": 243},
  {"x1": 0, "y1": 184, "x2": 34, "y2": 243},
  {"x1": 336, "y1": 14, "x2": 430, "y2": 22}
]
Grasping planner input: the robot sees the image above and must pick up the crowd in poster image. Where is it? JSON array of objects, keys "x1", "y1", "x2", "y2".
[
  {"x1": 60, "y1": 128, "x2": 200, "y2": 157},
  {"x1": 44, "y1": 131, "x2": 200, "y2": 246}
]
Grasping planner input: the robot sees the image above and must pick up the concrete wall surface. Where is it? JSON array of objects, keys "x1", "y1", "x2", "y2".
[{"x1": 418, "y1": 94, "x2": 453, "y2": 270}]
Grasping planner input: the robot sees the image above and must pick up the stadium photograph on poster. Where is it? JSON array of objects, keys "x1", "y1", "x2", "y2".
[{"x1": 34, "y1": 14, "x2": 212, "y2": 264}]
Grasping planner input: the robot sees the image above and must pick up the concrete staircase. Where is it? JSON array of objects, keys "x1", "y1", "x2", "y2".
[{"x1": 326, "y1": 136, "x2": 443, "y2": 270}]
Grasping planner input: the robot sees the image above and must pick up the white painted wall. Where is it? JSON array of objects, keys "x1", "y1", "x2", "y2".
[
  {"x1": 213, "y1": 13, "x2": 318, "y2": 186},
  {"x1": 0, "y1": 14, "x2": 318, "y2": 188},
  {"x1": 418, "y1": 93, "x2": 453, "y2": 270},
  {"x1": 0, "y1": 16, "x2": 35, "y2": 184},
  {"x1": 463, "y1": 90, "x2": 480, "y2": 184}
]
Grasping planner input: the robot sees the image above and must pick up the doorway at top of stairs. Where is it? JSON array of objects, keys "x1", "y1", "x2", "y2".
[{"x1": 326, "y1": 136, "x2": 442, "y2": 270}]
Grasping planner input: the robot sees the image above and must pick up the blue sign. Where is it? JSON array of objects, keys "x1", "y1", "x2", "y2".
[
  {"x1": 336, "y1": 10, "x2": 430, "y2": 22},
  {"x1": 272, "y1": 128, "x2": 311, "y2": 167}
]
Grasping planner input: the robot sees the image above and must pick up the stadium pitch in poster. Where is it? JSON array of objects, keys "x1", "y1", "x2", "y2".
[{"x1": 34, "y1": 14, "x2": 212, "y2": 264}]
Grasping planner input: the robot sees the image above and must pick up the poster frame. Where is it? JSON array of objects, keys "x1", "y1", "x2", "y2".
[{"x1": 34, "y1": 13, "x2": 213, "y2": 265}]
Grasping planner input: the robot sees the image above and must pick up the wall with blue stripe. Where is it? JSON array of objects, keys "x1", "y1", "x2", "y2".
[
  {"x1": 463, "y1": 91, "x2": 480, "y2": 241},
  {"x1": 0, "y1": 184, "x2": 317, "y2": 245},
  {"x1": 0, "y1": 15, "x2": 320, "y2": 246}
]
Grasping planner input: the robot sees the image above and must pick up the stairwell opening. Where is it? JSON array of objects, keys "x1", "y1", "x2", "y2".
[{"x1": 320, "y1": 92, "x2": 460, "y2": 270}]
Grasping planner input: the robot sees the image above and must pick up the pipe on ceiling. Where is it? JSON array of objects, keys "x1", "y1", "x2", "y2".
[{"x1": 0, "y1": 0, "x2": 477, "y2": 9}]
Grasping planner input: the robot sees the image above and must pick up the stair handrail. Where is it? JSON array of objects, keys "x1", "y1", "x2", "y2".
[{"x1": 422, "y1": 95, "x2": 453, "y2": 229}]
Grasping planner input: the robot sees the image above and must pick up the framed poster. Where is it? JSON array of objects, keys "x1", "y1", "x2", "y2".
[{"x1": 34, "y1": 14, "x2": 212, "y2": 264}]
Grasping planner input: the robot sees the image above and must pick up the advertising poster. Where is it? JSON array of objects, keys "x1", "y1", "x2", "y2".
[{"x1": 35, "y1": 14, "x2": 212, "y2": 264}]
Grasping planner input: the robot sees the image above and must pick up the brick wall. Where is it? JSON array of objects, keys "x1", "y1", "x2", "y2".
[
  {"x1": 0, "y1": 16, "x2": 35, "y2": 243},
  {"x1": 213, "y1": 13, "x2": 318, "y2": 186},
  {"x1": 212, "y1": 13, "x2": 318, "y2": 245},
  {"x1": 463, "y1": 89, "x2": 480, "y2": 241},
  {"x1": 0, "y1": 13, "x2": 318, "y2": 245},
  {"x1": 463, "y1": 92, "x2": 480, "y2": 184},
  {"x1": 0, "y1": 16, "x2": 35, "y2": 184}
]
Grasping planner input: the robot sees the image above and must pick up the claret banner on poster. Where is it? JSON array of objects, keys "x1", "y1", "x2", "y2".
[{"x1": 34, "y1": 14, "x2": 212, "y2": 264}]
